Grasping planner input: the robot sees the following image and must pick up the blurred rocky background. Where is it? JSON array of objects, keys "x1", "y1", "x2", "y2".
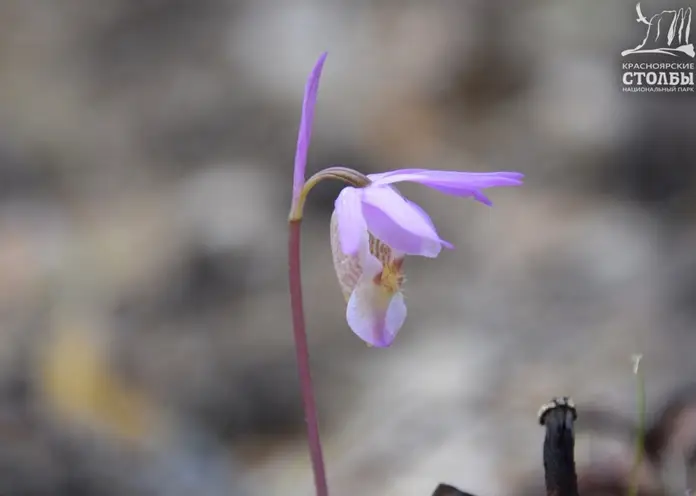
[{"x1": 0, "y1": 0, "x2": 694, "y2": 495}]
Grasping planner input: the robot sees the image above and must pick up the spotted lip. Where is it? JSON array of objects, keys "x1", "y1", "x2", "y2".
[{"x1": 330, "y1": 211, "x2": 405, "y2": 301}]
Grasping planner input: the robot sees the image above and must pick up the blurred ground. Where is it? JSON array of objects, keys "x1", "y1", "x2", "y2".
[{"x1": 0, "y1": 0, "x2": 694, "y2": 495}]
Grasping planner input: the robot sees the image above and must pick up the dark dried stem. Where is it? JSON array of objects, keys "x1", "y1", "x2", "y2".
[{"x1": 540, "y1": 399, "x2": 579, "y2": 496}]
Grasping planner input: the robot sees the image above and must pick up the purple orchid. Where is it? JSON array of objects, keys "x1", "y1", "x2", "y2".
[
  {"x1": 287, "y1": 53, "x2": 523, "y2": 496},
  {"x1": 292, "y1": 52, "x2": 524, "y2": 348},
  {"x1": 330, "y1": 170, "x2": 522, "y2": 347}
]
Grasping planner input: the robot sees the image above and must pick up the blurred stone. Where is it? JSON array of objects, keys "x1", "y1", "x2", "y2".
[{"x1": 0, "y1": 0, "x2": 693, "y2": 494}]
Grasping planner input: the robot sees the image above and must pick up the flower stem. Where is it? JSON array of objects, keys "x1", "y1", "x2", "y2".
[
  {"x1": 628, "y1": 354, "x2": 646, "y2": 496},
  {"x1": 288, "y1": 219, "x2": 329, "y2": 496}
]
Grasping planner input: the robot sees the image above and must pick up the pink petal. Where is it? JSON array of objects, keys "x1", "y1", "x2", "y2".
[
  {"x1": 406, "y1": 199, "x2": 454, "y2": 250},
  {"x1": 330, "y1": 211, "x2": 364, "y2": 301},
  {"x1": 346, "y1": 282, "x2": 407, "y2": 348},
  {"x1": 368, "y1": 169, "x2": 523, "y2": 205},
  {"x1": 384, "y1": 293, "x2": 407, "y2": 344},
  {"x1": 361, "y1": 186, "x2": 445, "y2": 257},
  {"x1": 292, "y1": 52, "x2": 328, "y2": 205},
  {"x1": 334, "y1": 187, "x2": 367, "y2": 256},
  {"x1": 344, "y1": 244, "x2": 406, "y2": 347},
  {"x1": 370, "y1": 169, "x2": 524, "y2": 187}
]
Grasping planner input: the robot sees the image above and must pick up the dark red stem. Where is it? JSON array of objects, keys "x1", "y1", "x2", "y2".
[{"x1": 288, "y1": 219, "x2": 329, "y2": 496}]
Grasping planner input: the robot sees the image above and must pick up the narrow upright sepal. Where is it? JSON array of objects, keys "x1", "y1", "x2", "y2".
[{"x1": 290, "y1": 52, "x2": 328, "y2": 218}]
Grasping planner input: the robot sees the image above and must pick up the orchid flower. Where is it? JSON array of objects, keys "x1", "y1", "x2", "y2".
[
  {"x1": 287, "y1": 52, "x2": 523, "y2": 496},
  {"x1": 330, "y1": 169, "x2": 522, "y2": 347},
  {"x1": 289, "y1": 53, "x2": 523, "y2": 348}
]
